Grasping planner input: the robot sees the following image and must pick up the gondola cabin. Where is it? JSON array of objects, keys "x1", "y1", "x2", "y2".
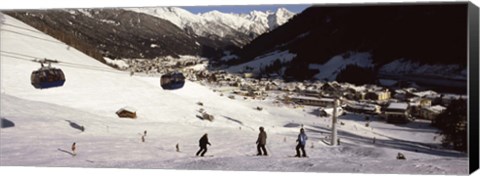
[
  {"x1": 160, "y1": 72, "x2": 185, "y2": 90},
  {"x1": 31, "y1": 65, "x2": 66, "y2": 89}
]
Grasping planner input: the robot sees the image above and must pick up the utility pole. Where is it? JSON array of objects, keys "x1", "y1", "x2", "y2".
[{"x1": 331, "y1": 98, "x2": 339, "y2": 146}]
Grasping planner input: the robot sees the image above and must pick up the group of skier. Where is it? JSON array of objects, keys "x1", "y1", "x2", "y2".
[
  {"x1": 196, "y1": 126, "x2": 308, "y2": 158},
  {"x1": 70, "y1": 127, "x2": 308, "y2": 158}
]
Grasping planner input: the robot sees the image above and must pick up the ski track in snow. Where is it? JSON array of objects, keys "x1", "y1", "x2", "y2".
[{"x1": 0, "y1": 13, "x2": 468, "y2": 175}]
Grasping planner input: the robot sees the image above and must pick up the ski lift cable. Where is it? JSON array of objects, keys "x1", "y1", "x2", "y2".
[
  {"x1": 0, "y1": 27, "x2": 132, "y2": 74},
  {"x1": 1, "y1": 50, "x2": 50, "y2": 62},
  {"x1": 0, "y1": 52, "x2": 34, "y2": 62},
  {"x1": 57, "y1": 62, "x2": 127, "y2": 73},
  {"x1": 0, "y1": 28, "x2": 67, "y2": 46},
  {"x1": 1, "y1": 51, "x2": 128, "y2": 74},
  {"x1": 1, "y1": 23, "x2": 46, "y2": 35}
]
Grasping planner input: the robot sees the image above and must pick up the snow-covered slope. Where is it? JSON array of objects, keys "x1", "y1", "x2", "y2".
[
  {"x1": 309, "y1": 52, "x2": 374, "y2": 81},
  {"x1": 225, "y1": 51, "x2": 373, "y2": 81},
  {"x1": 226, "y1": 50, "x2": 296, "y2": 74},
  {"x1": 379, "y1": 59, "x2": 467, "y2": 80},
  {"x1": 126, "y1": 7, "x2": 295, "y2": 45},
  {"x1": 0, "y1": 13, "x2": 468, "y2": 175}
]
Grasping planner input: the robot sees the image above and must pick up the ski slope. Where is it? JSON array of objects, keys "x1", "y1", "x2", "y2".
[{"x1": 0, "y1": 13, "x2": 469, "y2": 175}]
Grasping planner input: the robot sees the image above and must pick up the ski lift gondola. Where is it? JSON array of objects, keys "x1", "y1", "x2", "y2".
[
  {"x1": 160, "y1": 72, "x2": 185, "y2": 90},
  {"x1": 31, "y1": 61, "x2": 66, "y2": 89}
]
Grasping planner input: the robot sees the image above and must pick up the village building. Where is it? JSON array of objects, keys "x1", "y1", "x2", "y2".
[
  {"x1": 364, "y1": 89, "x2": 391, "y2": 101},
  {"x1": 408, "y1": 97, "x2": 433, "y2": 117},
  {"x1": 383, "y1": 102, "x2": 413, "y2": 123},
  {"x1": 290, "y1": 96, "x2": 336, "y2": 107},
  {"x1": 341, "y1": 87, "x2": 359, "y2": 100},
  {"x1": 393, "y1": 89, "x2": 407, "y2": 100},
  {"x1": 419, "y1": 105, "x2": 446, "y2": 121},
  {"x1": 344, "y1": 101, "x2": 381, "y2": 114},
  {"x1": 320, "y1": 82, "x2": 341, "y2": 96}
]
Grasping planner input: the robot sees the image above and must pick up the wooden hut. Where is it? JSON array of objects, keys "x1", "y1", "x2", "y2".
[
  {"x1": 383, "y1": 102, "x2": 413, "y2": 123},
  {"x1": 116, "y1": 106, "x2": 137, "y2": 119}
]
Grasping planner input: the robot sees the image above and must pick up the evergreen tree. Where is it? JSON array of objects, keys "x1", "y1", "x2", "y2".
[
  {"x1": 433, "y1": 99, "x2": 467, "y2": 152},
  {"x1": 336, "y1": 65, "x2": 376, "y2": 85}
]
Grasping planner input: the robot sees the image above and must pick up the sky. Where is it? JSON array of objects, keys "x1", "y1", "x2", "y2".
[
  {"x1": 181, "y1": 4, "x2": 312, "y2": 14},
  {"x1": 2, "y1": 0, "x2": 479, "y2": 13}
]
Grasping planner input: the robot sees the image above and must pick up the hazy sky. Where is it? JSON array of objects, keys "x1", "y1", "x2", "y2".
[{"x1": 181, "y1": 4, "x2": 312, "y2": 14}]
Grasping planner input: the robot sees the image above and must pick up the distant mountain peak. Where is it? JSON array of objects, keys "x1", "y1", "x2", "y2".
[{"x1": 127, "y1": 7, "x2": 295, "y2": 46}]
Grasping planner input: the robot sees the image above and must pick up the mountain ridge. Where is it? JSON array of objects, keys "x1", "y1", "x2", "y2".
[
  {"x1": 126, "y1": 7, "x2": 295, "y2": 46},
  {"x1": 229, "y1": 4, "x2": 468, "y2": 86},
  {"x1": 6, "y1": 7, "x2": 296, "y2": 62}
]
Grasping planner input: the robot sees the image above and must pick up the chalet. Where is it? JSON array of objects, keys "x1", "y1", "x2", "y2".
[
  {"x1": 342, "y1": 88, "x2": 359, "y2": 100},
  {"x1": 383, "y1": 102, "x2": 413, "y2": 123},
  {"x1": 365, "y1": 89, "x2": 391, "y2": 101},
  {"x1": 320, "y1": 82, "x2": 341, "y2": 94},
  {"x1": 394, "y1": 88, "x2": 417, "y2": 101},
  {"x1": 116, "y1": 106, "x2": 137, "y2": 119},
  {"x1": 320, "y1": 82, "x2": 346, "y2": 98},
  {"x1": 420, "y1": 105, "x2": 446, "y2": 121},
  {"x1": 409, "y1": 97, "x2": 433, "y2": 117}
]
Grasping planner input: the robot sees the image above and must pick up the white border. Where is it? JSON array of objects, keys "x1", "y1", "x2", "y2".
[{"x1": 1, "y1": 0, "x2": 479, "y2": 176}]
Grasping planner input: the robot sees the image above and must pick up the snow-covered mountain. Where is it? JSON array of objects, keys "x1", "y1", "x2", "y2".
[
  {"x1": 379, "y1": 59, "x2": 467, "y2": 80},
  {"x1": 6, "y1": 7, "x2": 295, "y2": 61},
  {"x1": 6, "y1": 8, "x2": 208, "y2": 60},
  {"x1": 127, "y1": 7, "x2": 295, "y2": 46}
]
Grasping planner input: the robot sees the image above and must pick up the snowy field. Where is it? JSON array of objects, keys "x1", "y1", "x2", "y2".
[{"x1": 0, "y1": 13, "x2": 469, "y2": 176}]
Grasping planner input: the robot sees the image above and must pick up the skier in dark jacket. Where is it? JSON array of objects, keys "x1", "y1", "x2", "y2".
[
  {"x1": 71, "y1": 142, "x2": 76, "y2": 156},
  {"x1": 295, "y1": 128, "x2": 308, "y2": 157},
  {"x1": 256, "y1": 126, "x2": 268, "y2": 156},
  {"x1": 196, "y1": 133, "x2": 211, "y2": 157}
]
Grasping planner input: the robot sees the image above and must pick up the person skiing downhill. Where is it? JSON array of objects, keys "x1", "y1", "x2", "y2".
[
  {"x1": 71, "y1": 142, "x2": 76, "y2": 156},
  {"x1": 196, "y1": 133, "x2": 211, "y2": 157},
  {"x1": 295, "y1": 128, "x2": 308, "y2": 157},
  {"x1": 256, "y1": 126, "x2": 268, "y2": 156},
  {"x1": 141, "y1": 130, "x2": 147, "y2": 142}
]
